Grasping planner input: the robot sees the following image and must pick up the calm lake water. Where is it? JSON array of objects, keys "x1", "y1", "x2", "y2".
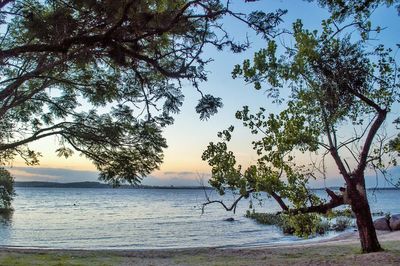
[{"x1": 0, "y1": 187, "x2": 399, "y2": 249}]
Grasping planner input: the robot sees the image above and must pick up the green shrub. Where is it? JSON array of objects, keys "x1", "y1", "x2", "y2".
[
  {"x1": 245, "y1": 210, "x2": 283, "y2": 225},
  {"x1": 283, "y1": 213, "x2": 327, "y2": 238},
  {"x1": 246, "y1": 210, "x2": 330, "y2": 237}
]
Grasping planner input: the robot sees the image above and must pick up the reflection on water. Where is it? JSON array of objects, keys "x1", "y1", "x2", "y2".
[
  {"x1": 0, "y1": 209, "x2": 13, "y2": 245},
  {"x1": 0, "y1": 209, "x2": 13, "y2": 225},
  {"x1": 0, "y1": 187, "x2": 398, "y2": 249}
]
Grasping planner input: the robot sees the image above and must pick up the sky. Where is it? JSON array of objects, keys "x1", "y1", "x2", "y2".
[{"x1": 6, "y1": 0, "x2": 400, "y2": 188}]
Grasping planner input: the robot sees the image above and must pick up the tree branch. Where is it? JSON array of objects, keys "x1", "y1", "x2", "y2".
[
  {"x1": 0, "y1": 127, "x2": 65, "y2": 151},
  {"x1": 356, "y1": 109, "x2": 387, "y2": 177},
  {"x1": 270, "y1": 191, "x2": 288, "y2": 211},
  {"x1": 202, "y1": 189, "x2": 255, "y2": 214},
  {"x1": 288, "y1": 188, "x2": 344, "y2": 215}
]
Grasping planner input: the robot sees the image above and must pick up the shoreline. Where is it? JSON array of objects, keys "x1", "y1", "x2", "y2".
[
  {"x1": 0, "y1": 231, "x2": 399, "y2": 266},
  {"x1": 1, "y1": 230, "x2": 399, "y2": 252},
  {"x1": 0, "y1": 229, "x2": 351, "y2": 252}
]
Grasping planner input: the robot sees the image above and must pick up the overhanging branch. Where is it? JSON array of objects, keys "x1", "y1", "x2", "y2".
[{"x1": 287, "y1": 188, "x2": 344, "y2": 215}]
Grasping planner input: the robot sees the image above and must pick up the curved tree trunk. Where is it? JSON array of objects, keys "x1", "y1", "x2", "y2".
[{"x1": 348, "y1": 181, "x2": 382, "y2": 253}]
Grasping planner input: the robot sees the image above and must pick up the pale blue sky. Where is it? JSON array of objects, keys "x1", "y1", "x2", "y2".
[{"x1": 8, "y1": 1, "x2": 400, "y2": 187}]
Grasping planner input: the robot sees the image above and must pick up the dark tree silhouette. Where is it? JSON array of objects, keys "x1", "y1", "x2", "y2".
[{"x1": 0, "y1": 0, "x2": 285, "y2": 185}]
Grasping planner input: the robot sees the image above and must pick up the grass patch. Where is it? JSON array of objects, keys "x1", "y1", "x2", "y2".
[
  {"x1": 0, "y1": 251, "x2": 121, "y2": 266},
  {"x1": 1, "y1": 241, "x2": 399, "y2": 266},
  {"x1": 174, "y1": 241, "x2": 400, "y2": 265},
  {"x1": 174, "y1": 255, "x2": 250, "y2": 266}
]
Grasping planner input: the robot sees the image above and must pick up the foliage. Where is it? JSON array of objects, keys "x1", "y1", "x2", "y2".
[
  {"x1": 0, "y1": 167, "x2": 15, "y2": 211},
  {"x1": 246, "y1": 208, "x2": 354, "y2": 235},
  {"x1": 0, "y1": 0, "x2": 286, "y2": 185},
  {"x1": 282, "y1": 213, "x2": 326, "y2": 237},
  {"x1": 311, "y1": 0, "x2": 400, "y2": 42},
  {"x1": 245, "y1": 210, "x2": 332, "y2": 237},
  {"x1": 312, "y1": 0, "x2": 400, "y2": 21},
  {"x1": 245, "y1": 210, "x2": 283, "y2": 226},
  {"x1": 326, "y1": 208, "x2": 354, "y2": 218}
]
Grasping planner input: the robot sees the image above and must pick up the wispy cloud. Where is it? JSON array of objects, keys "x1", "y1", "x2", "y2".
[
  {"x1": 8, "y1": 166, "x2": 99, "y2": 183},
  {"x1": 7, "y1": 166, "x2": 211, "y2": 186},
  {"x1": 163, "y1": 171, "x2": 197, "y2": 176},
  {"x1": 162, "y1": 171, "x2": 209, "y2": 179},
  {"x1": 7, "y1": 165, "x2": 397, "y2": 188}
]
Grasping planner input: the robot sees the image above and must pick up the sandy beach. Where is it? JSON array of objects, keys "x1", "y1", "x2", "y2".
[{"x1": 0, "y1": 230, "x2": 399, "y2": 265}]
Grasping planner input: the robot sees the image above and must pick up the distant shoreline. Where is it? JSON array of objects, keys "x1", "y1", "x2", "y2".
[
  {"x1": 14, "y1": 181, "x2": 213, "y2": 190},
  {"x1": 14, "y1": 181, "x2": 398, "y2": 190}
]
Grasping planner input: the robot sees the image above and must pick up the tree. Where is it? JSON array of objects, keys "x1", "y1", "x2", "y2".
[
  {"x1": 0, "y1": 0, "x2": 285, "y2": 185},
  {"x1": 0, "y1": 167, "x2": 15, "y2": 212},
  {"x1": 202, "y1": 12, "x2": 399, "y2": 253}
]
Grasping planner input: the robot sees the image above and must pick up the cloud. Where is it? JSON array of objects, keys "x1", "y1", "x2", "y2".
[
  {"x1": 8, "y1": 166, "x2": 99, "y2": 183},
  {"x1": 162, "y1": 171, "x2": 210, "y2": 179},
  {"x1": 143, "y1": 171, "x2": 211, "y2": 186},
  {"x1": 163, "y1": 171, "x2": 197, "y2": 176},
  {"x1": 8, "y1": 168, "x2": 53, "y2": 178},
  {"x1": 142, "y1": 176, "x2": 206, "y2": 186},
  {"x1": 7, "y1": 165, "x2": 398, "y2": 188},
  {"x1": 6, "y1": 166, "x2": 211, "y2": 186}
]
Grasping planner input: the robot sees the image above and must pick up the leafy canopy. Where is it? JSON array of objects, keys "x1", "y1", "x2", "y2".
[{"x1": 0, "y1": 0, "x2": 286, "y2": 185}]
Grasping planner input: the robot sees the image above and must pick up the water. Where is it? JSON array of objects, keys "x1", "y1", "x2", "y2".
[{"x1": 0, "y1": 187, "x2": 398, "y2": 249}]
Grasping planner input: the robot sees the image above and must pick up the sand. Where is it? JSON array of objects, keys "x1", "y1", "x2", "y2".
[{"x1": 0, "y1": 230, "x2": 399, "y2": 265}]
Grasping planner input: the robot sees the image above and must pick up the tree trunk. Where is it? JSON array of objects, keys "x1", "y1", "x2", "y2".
[{"x1": 348, "y1": 182, "x2": 382, "y2": 253}]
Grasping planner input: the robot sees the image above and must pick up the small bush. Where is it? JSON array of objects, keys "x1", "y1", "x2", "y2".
[
  {"x1": 245, "y1": 210, "x2": 283, "y2": 225},
  {"x1": 246, "y1": 210, "x2": 330, "y2": 237},
  {"x1": 316, "y1": 220, "x2": 330, "y2": 234},
  {"x1": 283, "y1": 213, "x2": 327, "y2": 238},
  {"x1": 331, "y1": 217, "x2": 352, "y2": 231}
]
